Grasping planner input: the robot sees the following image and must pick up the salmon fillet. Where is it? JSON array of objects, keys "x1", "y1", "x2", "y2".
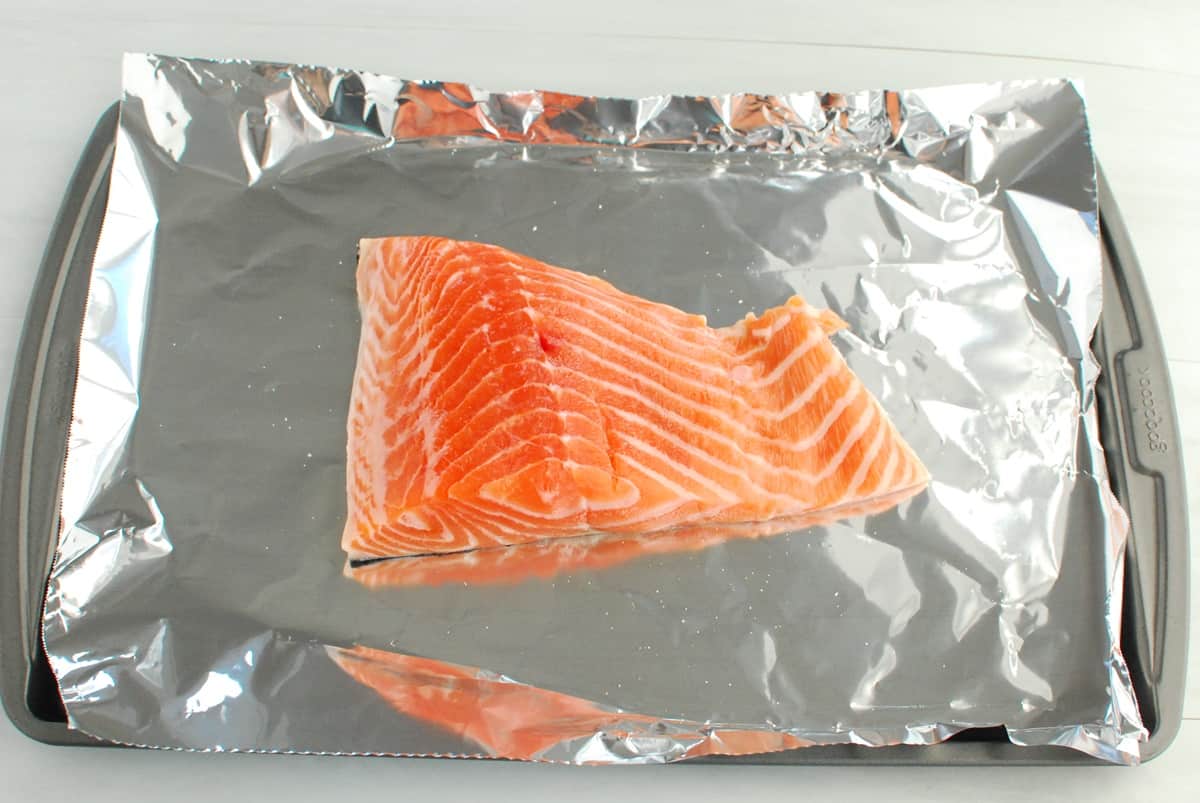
[
  {"x1": 329, "y1": 645, "x2": 815, "y2": 761},
  {"x1": 344, "y1": 236, "x2": 927, "y2": 562}
]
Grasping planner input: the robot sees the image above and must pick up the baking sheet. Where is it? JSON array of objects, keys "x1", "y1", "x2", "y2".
[{"x1": 41, "y1": 54, "x2": 1143, "y2": 763}]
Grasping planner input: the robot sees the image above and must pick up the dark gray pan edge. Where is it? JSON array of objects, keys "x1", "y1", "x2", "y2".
[
  {"x1": 1091, "y1": 167, "x2": 1189, "y2": 762},
  {"x1": 0, "y1": 104, "x2": 118, "y2": 748},
  {"x1": 0, "y1": 107, "x2": 1187, "y2": 764}
]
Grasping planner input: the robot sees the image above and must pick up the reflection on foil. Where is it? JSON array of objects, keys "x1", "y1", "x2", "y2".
[
  {"x1": 349, "y1": 485, "x2": 924, "y2": 588},
  {"x1": 330, "y1": 644, "x2": 822, "y2": 763},
  {"x1": 386, "y1": 83, "x2": 903, "y2": 152},
  {"x1": 185, "y1": 672, "x2": 244, "y2": 716}
]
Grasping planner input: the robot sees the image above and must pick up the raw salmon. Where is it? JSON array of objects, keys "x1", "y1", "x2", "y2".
[
  {"x1": 344, "y1": 236, "x2": 927, "y2": 562},
  {"x1": 329, "y1": 645, "x2": 815, "y2": 762}
]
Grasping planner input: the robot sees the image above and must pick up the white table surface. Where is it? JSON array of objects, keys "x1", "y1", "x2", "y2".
[{"x1": 1, "y1": 1, "x2": 1195, "y2": 798}]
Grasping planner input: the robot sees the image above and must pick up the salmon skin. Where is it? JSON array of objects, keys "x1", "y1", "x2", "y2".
[{"x1": 344, "y1": 236, "x2": 928, "y2": 562}]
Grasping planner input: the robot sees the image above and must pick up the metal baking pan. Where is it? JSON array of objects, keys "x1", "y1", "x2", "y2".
[{"x1": 1, "y1": 103, "x2": 1188, "y2": 764}]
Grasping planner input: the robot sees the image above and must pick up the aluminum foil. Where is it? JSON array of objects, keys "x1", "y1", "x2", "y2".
[{"x1": 41, "y1": 53, "x2": 1144, "y2": 764}]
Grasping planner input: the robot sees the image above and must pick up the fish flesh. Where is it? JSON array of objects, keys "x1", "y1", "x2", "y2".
[
  {"x1": 344, "y1": 237, "x2": 927, "y2": 561},
  {"x1": 329, "y1": 645, "x2": 815, "y2": 762},
  {"x1": 344, "y1": 236, "x2": 927, "y2": 562}
]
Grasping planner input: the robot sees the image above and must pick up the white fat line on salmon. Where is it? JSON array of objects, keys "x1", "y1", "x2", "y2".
[
  {"x1": 480, "y1": 489, "x2": 584, "y2": 520},
  {"x1": 882, "y1": 433, "x2": 921, "y2": 496},
  {"x1": 417, "y1": 408, "x2": 442, "y2": 495},
  {"x1": 356, "y1": 241, "x2": 391, "y2": 307},
  {"x1": 902, "y1": 449, "x2": 929, "y2": 487},
  {"x1": 784, "y1": 383, "x2": 866, "y2": 453},
  {"x1": 375, "y1": 348, "x2": 571, "y2": 436},
  {"x1": 555, "y1": 354, "x2": 858, "y2": 467},
  {"x1": 528, "y1": 325, "x2": 825, "y2": 440},
  {"x1": 368, "y1": 325, "x2": 428, "y2": 380},
  {"x1": 591, "y1": 456, "x2": 702, "y2": 529},
  {"x1": 732, "y1": 328, "x2": 799, "y2": 363},
  {"x1": 360, "y1": 236, "x2": 436, "y2": 299},
  {"x1": 391, "y1": 414, "x2": 436, "y2": 509},
  {"x1": 450, "y1": 478, "x2": 703, "y2": 534},
  {"x1": 457, "y1": 508, "x2": 596, "y2": 544},
  {"x1": 345, "y1": 450, "x2": 383, "y2": 526},
  {"x1": 429, "y1": 350, "x2": 864, "y2": 494},
  {"x1": 528, "y1": 297, "x2": 826, "y2": 407},
  {"x1": 360, "y1": 300, "x2": 418, "y2": 362},
  {"x1": 595, "y1": 394, "x2": 777, "y2": 494},
  {"x1": 388, "y1": 336, "x2": 525, "y2": 496},
  {"x1": 420, "y1": 262, "x2": 523, "y2": 331},
  {"x1": 379, "y1": 331, "x2": 540, "y2": 422},
  {"x1": 474, "y1": 461, "x2": 610, "y2": 519},
  {"x1": 387, "y1": 439, "x2": 431, "y2": 513},
  {"x1": 442, "y1": 502, "x2": 536, "y2": 544},
  {"x1": 430, "y1": 387, "x2": 603, "y2": 464},
  {"x1": 366, "y1": 505, "x2": 490, "y2": 557},
  {"x1": 440, "y1": 439, "x2": 595, "y2": 508},
  {"x1": 429, "y1": 253, "x2": 536, "y2": 321},
  {"x1": 729, "y1": 303, "x2": 805, "y2": 344},
  {"x1": 436, "y1": 410, "x2": 601, "y2": 481},
  {"x1": 543, "y1": 313, "x2": 823, "y2": 419},
  {"x1": 455, "y1": 497, "x2": 590, "y2": 531},
  {"x1": 421, "y1": 330, "x2": 534, "y2": 407},
  {"x1": 840, "y1": 408, "x2": 888, "y2": 499},
  {"x1": 361, "y1": 247, "x2": 423, "y2": 325},
  {"x1": 364, "y1": 265, "x2": 421, "y2": 326},
  {"x1": 765, "y1": 355, "x2": 844, "y2": 420},
  {"x1": 747, "y1": 326, "x2": 826, "y2": 388},
  {"x1": 353, "y1": 381, "x2": 401, "y2": 524},
  {"x1": 807, "y1": 398, "x2": 879, "y2": 484},
  {"x1": 352, "y1": 339, "x2": 399, "y2": 389},
  {"x1": 863, "y1": 438, "x2": 902, "y2": 500},
  {"x1": 387, "y1": 237, "x2": 437, "y2": 282},
  {"x1": 603, "y1": 418, "x2": 754, "y2": 505},
  {"x1": 423, "y1": 260, "x2": 476, "y2": 312},
  {"x1": 426, "y1": 388, "x2": 594, "y2": 466},
  {"x1": 437, "y1": 504, "x2": 521, "y2": 551},
  {"x1": 386, "y1": 324, "x2": 547, "y2": 417}
]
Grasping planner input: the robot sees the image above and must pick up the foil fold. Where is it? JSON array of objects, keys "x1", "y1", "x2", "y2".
[{"x1": 42, "y1": 53, "x2": 1143, "y2": 764}]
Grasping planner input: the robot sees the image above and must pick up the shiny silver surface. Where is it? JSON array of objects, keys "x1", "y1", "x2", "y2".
[{"x1": 41, "y1": 53, "x2": 1143, "y2": 764}]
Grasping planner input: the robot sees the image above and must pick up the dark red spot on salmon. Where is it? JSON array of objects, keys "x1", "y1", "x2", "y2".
[{"x1": 537, "y1": 332, "x2": 559, "y2": 355}]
